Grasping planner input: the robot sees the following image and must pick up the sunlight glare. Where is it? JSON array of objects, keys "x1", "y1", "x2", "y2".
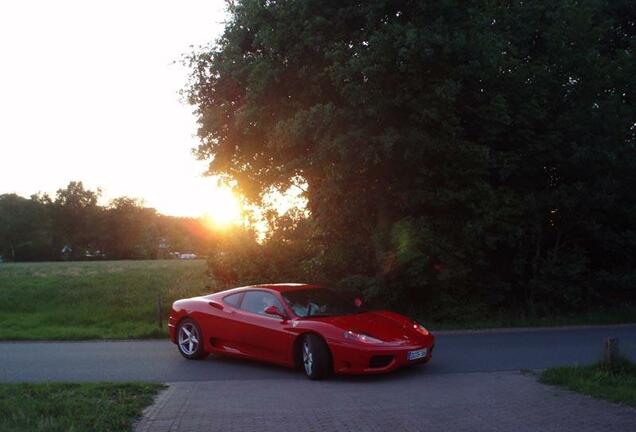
[{"x1": 202, "y1": 186, "x2": 243, "y2": 229}]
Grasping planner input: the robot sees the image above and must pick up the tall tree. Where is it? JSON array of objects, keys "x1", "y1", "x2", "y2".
[
  {"x1": 187, "y1": 0, "x2": 635, "y2": 316},
  {"x1": 0, "y1": 194, "x2": 53, "y2": 261},
  {"x1": 52, "y1": 181, "x2": 102, "y2": 257},
  {"x1": 104, "y1": 197, "x2": 157, "y2": 259}
]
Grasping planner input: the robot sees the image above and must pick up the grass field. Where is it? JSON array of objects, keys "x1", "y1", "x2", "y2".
[
  {"x1": 0, "y1": 260, "x2": 211, "y2": 340},
  {"x1": 540, "y1": 358, "x2": 636, "y2": 407},
  {"x1": 0, "y1": 382, "x2": 163, "y2": 432},
  {"x1": 1, "y1": 260, "x2": 635, "y2": 340}
]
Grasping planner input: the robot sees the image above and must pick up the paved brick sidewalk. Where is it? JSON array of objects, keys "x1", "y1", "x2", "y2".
[{"x1": 135, "y1": 370, "x2": 636, "y2": 432}]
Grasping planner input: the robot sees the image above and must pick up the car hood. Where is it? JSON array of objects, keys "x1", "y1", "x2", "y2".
[{"x1": 307, "y1": 311, "x2": 426, "y2": 344}]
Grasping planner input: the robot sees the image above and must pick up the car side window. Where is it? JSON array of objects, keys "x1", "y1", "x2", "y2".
[
  {"x1": 223, "y1": 293, "x2": 243, "y2": 307},
  {"x1": 241, "y1": 291, "x2": 284, "y2": 316}
]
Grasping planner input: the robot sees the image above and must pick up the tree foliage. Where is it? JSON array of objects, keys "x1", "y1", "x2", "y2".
[
  {"x1": 187, "y1": 0, "x2": 636, "y2": 318},
  {"x1": 0, "y1": 182, "x2": 216, "y2": 261}
]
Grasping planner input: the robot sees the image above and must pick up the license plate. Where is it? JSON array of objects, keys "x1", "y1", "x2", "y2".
[{"x1": 407, "y1": 348, "x2": 427, "y2": 361}]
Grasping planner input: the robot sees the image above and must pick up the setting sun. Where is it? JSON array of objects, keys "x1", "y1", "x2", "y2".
[{"x1": 202, "y1": 186, "x2": 243, "y2": 229}]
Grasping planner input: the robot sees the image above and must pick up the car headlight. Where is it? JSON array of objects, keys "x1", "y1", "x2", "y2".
[
  {"x1": 413, "y1": 322, "x2": 429, "y2": 336},
  {"x1": 343, "y1": 330, "x2": 384, "y2": 344}
]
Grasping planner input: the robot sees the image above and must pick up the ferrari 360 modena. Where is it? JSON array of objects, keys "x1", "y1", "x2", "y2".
[{"x1": 169, "y1": 283, "x2": 435, "y2": 379}]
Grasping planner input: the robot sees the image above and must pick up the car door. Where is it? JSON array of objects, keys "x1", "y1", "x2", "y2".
[
  {"x1": 198, "y1": 292, "x2": 246, "y2": 354},
  {"x1": 234, "y1": 290, "x2": 295, "y2": 365}
]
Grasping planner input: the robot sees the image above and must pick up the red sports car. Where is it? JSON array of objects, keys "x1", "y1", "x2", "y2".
[{"x1": 169, "y1": 283, "x2": 435, "y2": 379}]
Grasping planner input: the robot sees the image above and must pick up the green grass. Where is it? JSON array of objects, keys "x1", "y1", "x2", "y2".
[
  {"x1": 0, "y1": 382, "x2": 164, "y2": 432},
  {"x1": 0, "y1": 260, "x2": 210, "y2": 340},
  {"x1": 1, "y1": 260, "x2": 635, "y2": 340},
  {"x1": 540, "y1": 358, "x2": 636, "y2": 407}
]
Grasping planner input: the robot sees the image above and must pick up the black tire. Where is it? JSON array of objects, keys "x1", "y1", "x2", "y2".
[
  {"x1": 176, "y1": 318, "x2": 208, "y2": 360},
  {"x1": 301, "y1": 334, "x2": 331, "y2": 380}
]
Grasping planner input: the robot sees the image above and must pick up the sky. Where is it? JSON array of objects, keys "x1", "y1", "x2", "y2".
[{"x1": 0, "y1": 0, "x2": 231, "y2": 217}]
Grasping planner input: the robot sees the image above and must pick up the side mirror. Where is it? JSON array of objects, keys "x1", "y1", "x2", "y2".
[{"x1": 264, "y1": 305, "x2": 287, "y2": 320}]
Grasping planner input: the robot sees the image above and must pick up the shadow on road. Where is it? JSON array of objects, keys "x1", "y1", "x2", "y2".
[{"x1": 201, "y1": 352, "x2": 431, "y2": 383}]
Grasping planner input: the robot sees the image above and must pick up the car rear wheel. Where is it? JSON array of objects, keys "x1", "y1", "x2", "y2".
[
  {"x1": 177, "y1": 318, "x2": 208, "y2": 360},
  {"x1": 302, "y1": 334, "x2": 331, "y2": 380}
]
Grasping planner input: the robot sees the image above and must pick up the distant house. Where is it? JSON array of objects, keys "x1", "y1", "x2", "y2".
[
  {"x1": 60, "y1": 245, "x2": 72, "y2": 260},
  {"x1": 179, "y1": 253, "x2": 198, "y2": 260},
  {"x1": 84, "y1": 249, "x2": 106, "y2": 259},
  {"x1": 157, "y1": 238, "x2": 171, "y2": 259}
]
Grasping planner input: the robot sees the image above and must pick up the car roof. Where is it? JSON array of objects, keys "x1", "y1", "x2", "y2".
[{"x1": 240, "y1": 283, "x2": 320, "y2": 293}]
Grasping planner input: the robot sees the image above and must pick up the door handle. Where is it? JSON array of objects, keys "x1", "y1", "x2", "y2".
[{"x1": 208, "y1": 301, "x2": 224, "y2": 310}]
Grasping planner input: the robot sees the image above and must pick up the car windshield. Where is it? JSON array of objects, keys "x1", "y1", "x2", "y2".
[{"x1": 282, "y1": 288, "x2": 361, "y2": 317}]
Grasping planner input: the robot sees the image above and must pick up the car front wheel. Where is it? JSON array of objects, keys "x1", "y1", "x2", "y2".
[
  {"x1": 302, "y1": 334, "x2": 331, "y2": 380},
  {"x1": 177, "y1": 318, "x2": 208, "y2": 360}
]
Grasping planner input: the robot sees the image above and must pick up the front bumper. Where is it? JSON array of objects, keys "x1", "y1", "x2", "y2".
[{"x1": 329, "y1": 336, "x2": 435, "y2": 375}]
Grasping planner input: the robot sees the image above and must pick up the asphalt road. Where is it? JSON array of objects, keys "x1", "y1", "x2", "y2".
[{"x1": 1, "y1": 324, "x2": 635, "y2": 383}]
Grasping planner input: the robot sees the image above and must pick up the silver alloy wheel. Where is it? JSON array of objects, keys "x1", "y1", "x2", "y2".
[
  {"x1": 303, "y1": 339, "x2": 313, "y2": 375},
  {"x1": 178, "y1": 322, "x2": 200, "y2": 356}
]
